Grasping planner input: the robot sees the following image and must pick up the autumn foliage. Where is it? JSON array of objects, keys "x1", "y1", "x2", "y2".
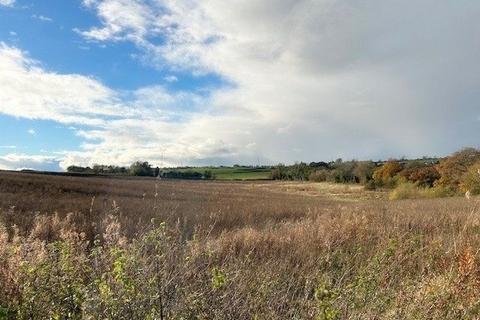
[
  {"x1": 459, "y1": 162, "x2": 480, "y2": 195},
  {"x1": 399, "y1": 165, "x2": 440, "y2": 187},
  {"x1": 372, "y1": 160, "x2": 403, "y2": 185},
  {"x1": 435, "y1": 148, "x2": 480, "y2": 190}
]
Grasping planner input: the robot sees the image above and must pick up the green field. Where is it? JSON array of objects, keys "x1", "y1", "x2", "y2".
[{"x1": 172, "y1": 166, "x2": 272, "y2": 180}]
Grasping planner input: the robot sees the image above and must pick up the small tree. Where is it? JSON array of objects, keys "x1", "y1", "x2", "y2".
[
  {"x1": 129, "y1": 161, "x2": 153, "y2": 176},
  {"x1": 271, "y1": 164, "x2": 287, "y2": 180},
  {"x1": 203, "y1": 170, "x2": 215, "y2": 180},
  {"x1": 289, "y1": 162, "x2": 312, "y2": 181},
  {"x1": 353, "y1": 161, "x2": 377, "y2": 184},
  {"x1": 372, "y1": 160, "x2": 403, "y2": 187},
  {"x1": 67, "y1": 165, "x2": 89, "y2": 173},
  {"x1": 460, "y1": 162, "x2": 480, "y2": 195},
  {"x1": 328, "y1": 160, "x2": 356, "y2": 183},
  {"x1": 435, "y1": 148, "x2": 480, "y2": 191},
  {"x1": 399, "y1": 165, "x2": 440, "y2": 187},
  {"x1": 309, "y1": 169, "x2": 329, "y2": 182}
]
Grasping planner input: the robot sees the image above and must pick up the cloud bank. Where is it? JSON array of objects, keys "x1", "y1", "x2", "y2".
[
  {"x1": 0, "y1": 154, "x2": 60, "y2": 171},
  {"x1": 0, "y1": 0, "x2": 15, "y2": 7},
  {"x1": 2, "y1": 0, "x2": 480, "y2": 170}
]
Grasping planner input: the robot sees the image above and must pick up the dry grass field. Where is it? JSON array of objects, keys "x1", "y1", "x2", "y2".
[{"x1": 2, "y1": 171, "x2": 480, "y2": 319}]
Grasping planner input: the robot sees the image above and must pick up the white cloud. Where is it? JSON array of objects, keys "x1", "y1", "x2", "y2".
[
  {"x1": 75, "y1": 0, "x2": 156, "y2": 42},
  {"x1": 32, "y1": 14, "x2": 53, "y2": 22},
  {"x1": 27, "y1": 129, "x2": 36, "y2": 135},
  {"x1": 0, "y1": 0, "x2": 15, "y2": 7},
  {"x1": 164, "y1": 75, "x2": 178, "y2": 83},
  {"x1": 75, "y1": 0, "x2": 480, "y2": 164},
  {"x1": 0, "y1": 43, "x2": 222, "y2": 169},
  {"x1": 4, "y1": 1, "x2": 480, "y2": 171},
  {"x1": 0, "y1": 154, "x2": 60, "y2": 171},
  {"x1": 0, "y1": 42, "x2": 131, "y2": 125}
]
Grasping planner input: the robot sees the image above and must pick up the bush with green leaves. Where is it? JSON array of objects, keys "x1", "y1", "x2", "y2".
[
  {"x1": 271, "y1": 162, "x2": 312, "y2": 180},
  {"x1": 129, "y1": 161, "x2": 154, "y2": 176}
]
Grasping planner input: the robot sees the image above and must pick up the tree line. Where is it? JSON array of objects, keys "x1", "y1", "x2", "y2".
[
  {"x1": 67, "y1": 147, "x2": 480, "y2": 195},
  {"x1": 271, "y1": 147, "x2": 480, "y2": 197},
  {"x1": 67, "y1": 162, "x2": 215, "y2": 180}
]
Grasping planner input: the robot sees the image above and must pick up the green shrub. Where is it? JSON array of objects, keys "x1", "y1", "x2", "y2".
[
  {"x1": 353, "y1": 161, "x2": 376, "y2": 184},
  {"x1": 271, "y1": 163, "x2": 312, "y2": 181},
  {"x1": 129, "y1": 161, "x2": 154, "y2": 176},
  {"x1": 0, "y1": 306, "x2": 14, "y2": 320}
]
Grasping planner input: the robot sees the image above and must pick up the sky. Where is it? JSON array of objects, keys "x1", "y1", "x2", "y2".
[{"x1": 0, "y1": 0, "x2": 480, "y2": 171}]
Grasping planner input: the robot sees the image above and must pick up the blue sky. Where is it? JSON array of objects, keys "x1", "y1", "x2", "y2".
[
  {"x1": 0, "y1": 0, "x2": 227, "y2": 169},
  {"x1": 0, "y1": 1, "x2": 223, "y2": 89},
  {"x1": 0, "y1": 0, "x2": 479, "y2": 170}
]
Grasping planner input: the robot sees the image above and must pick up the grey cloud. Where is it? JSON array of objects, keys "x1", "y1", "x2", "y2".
[{"x1": 4, "y1": 0, "x2": 480, "y2": 170}]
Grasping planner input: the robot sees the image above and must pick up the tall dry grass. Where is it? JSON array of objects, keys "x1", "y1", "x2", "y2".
[{"x1": 1, "y1": 172, "x2": 480, "y2": 318}]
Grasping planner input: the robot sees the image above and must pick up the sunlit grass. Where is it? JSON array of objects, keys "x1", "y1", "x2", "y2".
[{"x1": 0, "y1": 172, "x2": 479, "y2": 318}]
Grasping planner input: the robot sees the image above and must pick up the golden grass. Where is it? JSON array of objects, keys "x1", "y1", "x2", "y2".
[
  {"x1": 388, "y1": 182, "x2": 453, "y2": 200},
  {"x1": 251, "y1": 181, "x2": 386, "y2": 201},
  {"x1": 1, "y1": 171, "x2": 480, "y2": 318}
]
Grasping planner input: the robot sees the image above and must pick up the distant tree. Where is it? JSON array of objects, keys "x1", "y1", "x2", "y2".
[
  {"x1": 309, "y1": 162, "x2": 330, "y2": 169},
  {"x1": 326, "y1": 160, "x2": 355, "y2": 183},
  {"x1": 159, "y1": 169, "x2": 207, "y2": 180},
  {"x1": 270, "y1": 163, "x2": 310, "y2": 180},
  {"x1": 329, "y1": 168, "x2": 352, "y2": 183},
  {"x1": 460, "y1": 162, "x2": 480, "y2": 194},
  {"x1": 435, "y1": 148, "x2": 480, "y2": 191},
  {"x1": 373, "y1": 160, "x2": 403, "y2": 186},
  {"x1": 289, "y1": 162, "x2": 311, "y2": 181},
  {"x1": 203, "y1": 170, "x2": 215, "y2": 180},
  {"x1": 399, "y1": 165, "x2": 440, "y2": 187},
  {"x1": 81, "y1": 164, "x2": 128, "y2": 175},
  {"x1": 271, "y1": 164, "x2": 286, "y2": 180},
  {"x1": 353, "y1": 161, "x2": 377, "y2": 184},
  {"x1": 129, "y1": 161, "x2": 154, "y2": 176},
  {"x1": 309, "y1": 169, "x2": 329, "y2": 182},
  {"x1": 67, "y1": 165, "x2": 88, "y2": 173}
]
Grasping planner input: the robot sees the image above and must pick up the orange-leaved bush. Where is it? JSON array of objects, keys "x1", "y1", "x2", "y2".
[
  {"x1": 399, "y1": 165, "x2": 440, "y2": 187},
  {"x1": 435, "y1": 148, "x2": 480, "y2": 191},
  {"x1": 372, "y1": 160, "x2": 403, "y2": 186}
]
